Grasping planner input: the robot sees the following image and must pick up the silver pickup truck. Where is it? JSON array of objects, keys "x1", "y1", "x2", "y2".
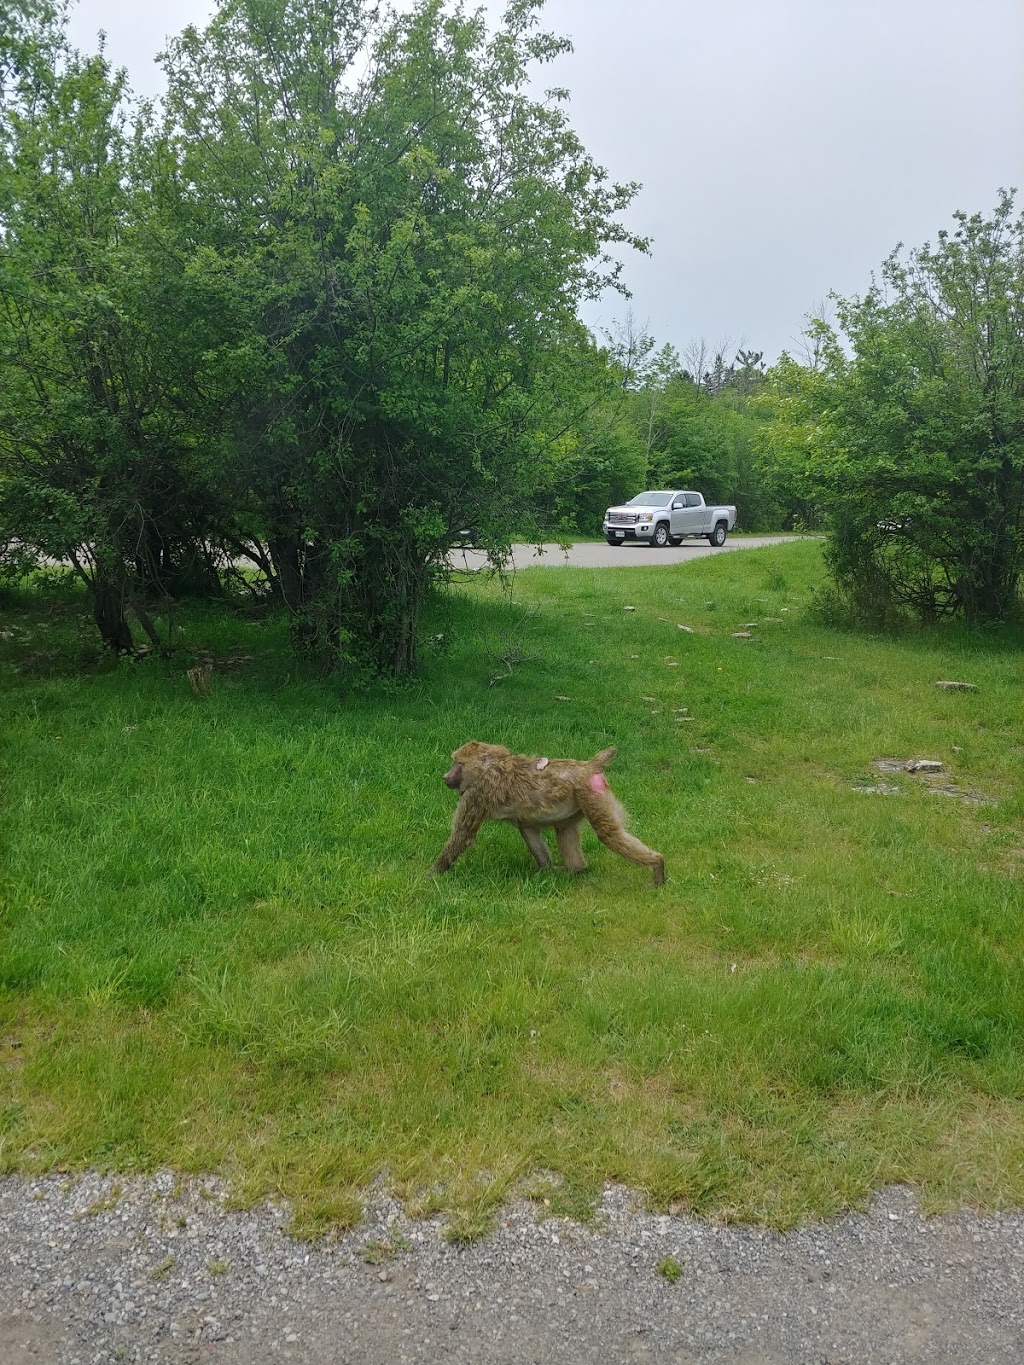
[{"x1": 603, "y1": 491, "x2": 738, "y2": 548}]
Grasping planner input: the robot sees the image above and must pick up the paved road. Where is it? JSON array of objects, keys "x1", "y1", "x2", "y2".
[{"x1": 455, "y1": 534, "x2": 808, "y2": 571}]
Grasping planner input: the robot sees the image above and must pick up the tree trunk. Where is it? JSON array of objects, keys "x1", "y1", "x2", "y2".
[
  {"x1": 311, "y1": 537, "x2": 428, "y2": 676},
  {"x1": 354, "y1": 540, "x2": 426, "y2": 676},
  {"x1": 135, "y1": 521, "x2": 171, "y2": 593},
  {"x1": 957, "y1": 538, "x2": 1022, "y2": 622},
  {"x1": 92, "y1": 577, "x2": 135, "y2": 653},
  {"x1": 268, "y1": 534, "x2": 307, "y2": 613},
  {"x1": 954, "y1": 459, "x2": 1023, "y2": 622}
]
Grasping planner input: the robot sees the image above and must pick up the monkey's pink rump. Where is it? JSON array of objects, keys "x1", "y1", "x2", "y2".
[{"x1": 589, "y1": 772, "x2": 609, "y2": 793}]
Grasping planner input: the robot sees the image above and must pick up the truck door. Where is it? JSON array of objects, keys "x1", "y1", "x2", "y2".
[
  {"x1": 681, "y1": 493, "x2": 704, "y2": 534},
  {"x1": 669, "y1": 495, "x2": 687, "y2": 536}
]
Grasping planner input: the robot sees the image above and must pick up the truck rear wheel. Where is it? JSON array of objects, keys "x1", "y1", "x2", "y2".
[{"x1": 709, "y1": 522, "x2": 727, "y2": 547}]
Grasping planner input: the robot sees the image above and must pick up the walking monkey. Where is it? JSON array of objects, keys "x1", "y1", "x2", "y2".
[{"x1": 429, "y1": 741, "x2": 665, "y2": 885}]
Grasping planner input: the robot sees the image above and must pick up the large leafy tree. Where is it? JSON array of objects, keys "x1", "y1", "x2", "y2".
[
  {"x1": 617, "y1": 361, "x2": 769, "y2": 524},
  {"x1": 0, "y1": 0, "x2": 644, "y2": 671},
  {"x1": 0, "y1": 3, "x2": 225, "y2": 648},
  {"x1": 816, "y1": 193, "x2": 1024, "y2": 623},
  {"x1": 755, "y1": 348, "x2": 833, "y2": 531},
  {"x1": 159, "y1": 0, "x2": 646, "y2": 674},
  {"x1": 649, "y1": 376, "x2": 762, "y2": 510},
  {"x1": 605, "y1": 319, "x2": 780, "y2": 527}
]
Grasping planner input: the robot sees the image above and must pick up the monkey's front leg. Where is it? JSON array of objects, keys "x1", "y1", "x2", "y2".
[
  {"x1": 429, "y1": 801, "x2": 485, "y2": 875},
  {"x1": 518, "y1": 824, "x2": 552, "y2": 869}
]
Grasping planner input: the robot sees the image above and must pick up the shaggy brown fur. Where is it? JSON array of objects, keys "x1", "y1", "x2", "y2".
[{"x1": 428, "y1": 741, "x2": 665, "y2": 884}]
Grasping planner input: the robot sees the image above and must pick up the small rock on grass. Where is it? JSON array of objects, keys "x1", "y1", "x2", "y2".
[
  {"x1": 732, "y1": 631, "x2": 753, "y2": 639},
  {"x1": 874, "y1": 758, "x2": 943, "y2": 774},
  {"x1": 935, "y1": 680, "x2": 979, "y2": 692},
  {"x1": 926, "y1": 783, "x2": 994, "y2": 806}
]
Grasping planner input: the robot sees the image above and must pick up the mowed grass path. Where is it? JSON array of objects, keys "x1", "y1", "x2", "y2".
[{"x1": 1, "y1": 543, "x2": 1023, "y2": 1235}]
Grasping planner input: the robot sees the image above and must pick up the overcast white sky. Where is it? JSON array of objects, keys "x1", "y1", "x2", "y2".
[{"x1": 67, "y1": 0, "x2": 1024, "y2": 364}]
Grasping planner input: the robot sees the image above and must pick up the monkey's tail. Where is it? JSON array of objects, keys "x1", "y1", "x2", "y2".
[{"x1": 591, "y1": 746, "x2": 618, "y2": 769}]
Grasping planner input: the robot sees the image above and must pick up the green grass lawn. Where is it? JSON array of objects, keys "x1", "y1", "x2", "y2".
[{"x1": 1, "y1": 543, "x2": 1023, "y2": 1236}]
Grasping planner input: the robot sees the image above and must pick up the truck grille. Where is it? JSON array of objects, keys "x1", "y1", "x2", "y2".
[{"x1": 607, "y1": 512, "x2": 637, "y2": 525}]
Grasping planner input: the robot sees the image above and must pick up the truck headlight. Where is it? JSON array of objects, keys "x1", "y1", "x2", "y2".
[{"x1": 639, "y1": 513, "x2": 653, "y2": 522}]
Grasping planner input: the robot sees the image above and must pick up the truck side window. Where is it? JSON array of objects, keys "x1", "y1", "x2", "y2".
[{"x1": 685, "y1": 493, "x2": 701, "y2": 508}]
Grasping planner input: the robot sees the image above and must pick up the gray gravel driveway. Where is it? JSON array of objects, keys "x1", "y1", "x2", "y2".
[
  {"x1": 455, "y1": 535, "x2": 807, "y2": 572},
  {"x1": 3, "y1": 1174, "x2": 1023, "y2": 1364}
]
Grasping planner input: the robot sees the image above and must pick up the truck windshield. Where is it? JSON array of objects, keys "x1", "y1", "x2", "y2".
[{"x1": 626, "y1": 492, "x2": 672, "y2": 507}]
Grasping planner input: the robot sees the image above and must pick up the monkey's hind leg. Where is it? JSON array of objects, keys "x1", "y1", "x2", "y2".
[
  {"x1": 518, "y1": 824, "x2": 552, "y2": 869},
  {"x1": 555, "y1": 816, "x2": 588, "y2": 873},
  {"x1": 581, "y1": 794, "x2": 665, "y2": 885}
]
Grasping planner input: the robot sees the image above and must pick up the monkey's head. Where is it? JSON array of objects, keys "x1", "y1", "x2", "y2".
[{"x1": 444, "y1": 741, "x2": 510, "y2": 791}]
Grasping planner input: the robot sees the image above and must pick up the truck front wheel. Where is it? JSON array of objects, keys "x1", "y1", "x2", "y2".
[
  {"x1": 651, "y1": 522, "x2": 670, "y2": 548},
  {"x1": 709, "y1": 522, "x2": 727, "y2": 547},
  {"x1": 606, "y1": 535, "x2": 622, "y2": 546}
]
